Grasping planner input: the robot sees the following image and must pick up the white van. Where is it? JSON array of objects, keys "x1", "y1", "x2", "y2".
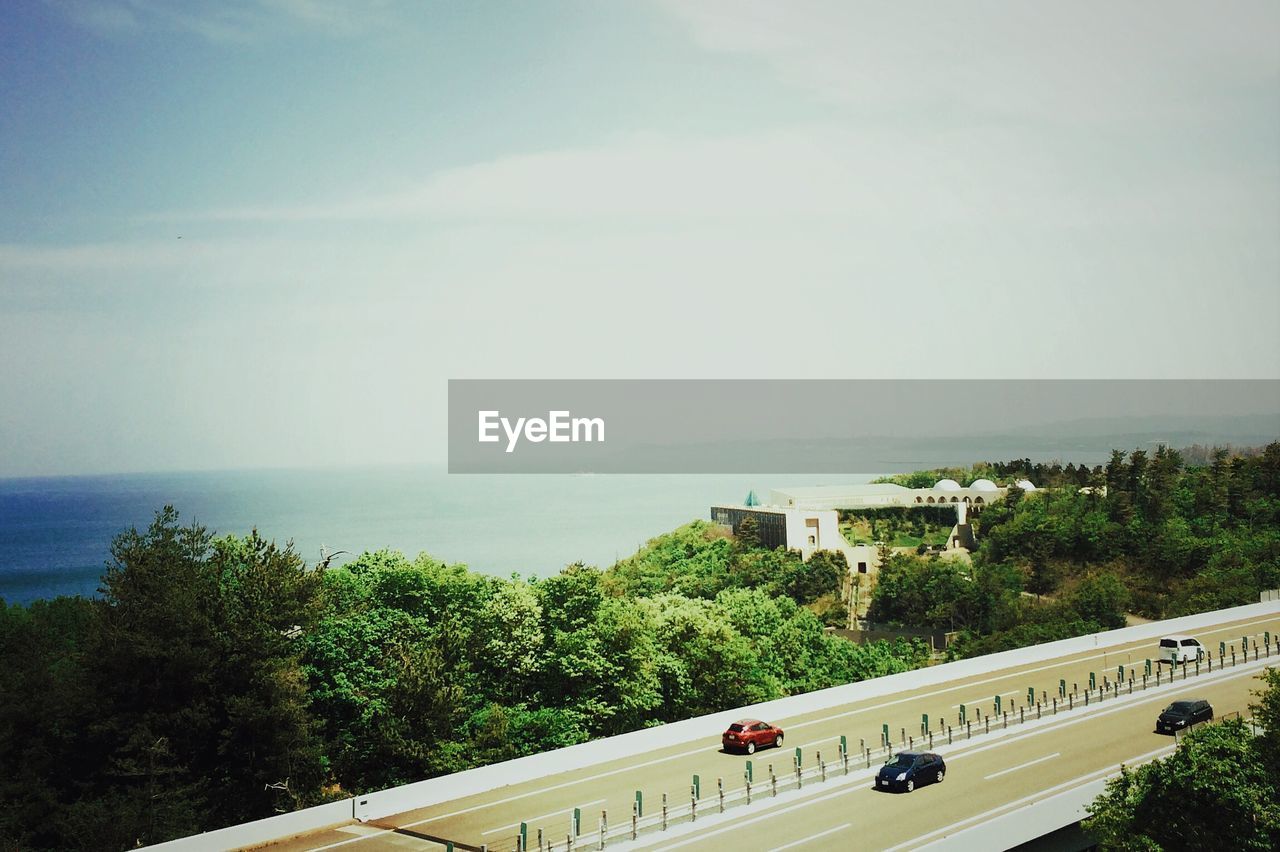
[{"x1": 1158, "y1": 635, "x2": 1203, "y2": 664}]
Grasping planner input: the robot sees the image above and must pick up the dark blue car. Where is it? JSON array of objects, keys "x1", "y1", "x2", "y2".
[{"x1": 875, "y1": 751, "x2": 946, "y2": 792}]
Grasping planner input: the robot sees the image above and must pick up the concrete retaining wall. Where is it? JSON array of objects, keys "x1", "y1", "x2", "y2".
[
  {"x1": 144, "y1": 798, "x2": 353, "y2": 852},
  {"x1": 146, "y1": 597, "x2": 1278, "y2": 847},
  {"x1": 352, "y1": 598, "x2": 1279, "y2": 821}
]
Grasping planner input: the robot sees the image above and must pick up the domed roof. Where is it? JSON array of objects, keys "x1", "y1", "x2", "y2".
[
  {"x1": 934, "y1": 478, "x2": 961, "y2": 491},
  {"x1": 970, "y1": 478, "x2": 998, "y2": 492},
  {"x1": 1015, "y1": 479, "x2": 1036, "y2": 491}
]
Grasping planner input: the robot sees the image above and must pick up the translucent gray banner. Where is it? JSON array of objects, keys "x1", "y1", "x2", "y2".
[{"x1": 447, "y1": 380, "x2": 1280, "y2": 473}]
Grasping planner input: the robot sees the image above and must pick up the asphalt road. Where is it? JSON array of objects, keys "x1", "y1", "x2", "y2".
[{"x1": 266, "y1": 611, "x2": 1280, "y2": 852}]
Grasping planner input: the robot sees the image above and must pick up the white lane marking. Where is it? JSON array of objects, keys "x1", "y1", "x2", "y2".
[
  {"x1": 787, "y1": 614, "x2": 1280, "y2": 732},
  {"x1": 983, "y1": 752, "x2": 1060, "y2": 780},
  {"x1": 885, "y1": 744, "x2": 1175, "y2": 852},
  {"x1": 630, "y1": 659, "x2": 1267, "y2": 852},
  {"x1": 399, "y1": 746, "x2": 716, "y2": 829},
  {"x1": 648, "y1": 786, "x2": 853, "y2": 851},
  {"x1": 308, "y1": 830, "x2": 393, "y2": 850},
  {"x1": 770, "y1": 823, "x2": 852, "y2": 851},
  {"x1": 952, "y1": 690, "x2": 1021, "y2": 710},
  {"x1": 482, "y1": 799, "x2": 605, "y2": 835},
  {"x1": 795, "y1": 735, "x2": 838, "y2": 751},
  {"x1": 323, "y1": 617, "x2": 1278, "y2": 846}
]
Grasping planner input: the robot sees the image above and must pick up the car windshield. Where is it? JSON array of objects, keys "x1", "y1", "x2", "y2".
[
  {"x1": 1166, "y1": 702, "x2": 1194, "y2": 713},
  {"x1": 885, "y1": 755, "x2": 914, "y2": 768}
]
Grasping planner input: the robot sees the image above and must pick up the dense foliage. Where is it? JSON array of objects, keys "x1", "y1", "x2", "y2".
[
  {"x1": 868, "y1": 443, "x2": 1280, "y2": 656},
  {"x1": 1083, "y1": 669, "x2": 1280, "y2": 850},
  {"x1": 0, "y1": 511, "x2": 924, "y2": 849},
  {"x1": 5, "y1": 443, "x2": 1277, "y2": 847}
]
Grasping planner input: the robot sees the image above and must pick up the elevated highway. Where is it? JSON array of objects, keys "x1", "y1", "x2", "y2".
[{"x1": 149, "y1": 601, "x2": 1280, "y2": 852}]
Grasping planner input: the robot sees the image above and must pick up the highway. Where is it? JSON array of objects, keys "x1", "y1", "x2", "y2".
[{"x1": 264, "y1": 610, "x2": 1280, "y2": 852}]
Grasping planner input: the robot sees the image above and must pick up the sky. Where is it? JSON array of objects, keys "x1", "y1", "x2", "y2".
[{"x1": 1, "y1": 0, "x2": 1278, "y2": 476}]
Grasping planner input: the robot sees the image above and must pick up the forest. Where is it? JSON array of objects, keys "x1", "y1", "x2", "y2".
[
  {"x1": 2, "y1": 441, "x2": 1277, "y2": 848},
  {"x1": 867, "y1": 443, "x2": 1280, "y2": 657},
  {"x1": 0, "y1": 511, "x2": 923, "y2": 849}
]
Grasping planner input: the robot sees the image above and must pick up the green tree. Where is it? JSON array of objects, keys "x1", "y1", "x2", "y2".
[
  {"x1": 1084, "y1": 718, "x2": 1280, "y2": 850},
  {"x1": 85, "y1": 509, "x2": 326, "y2": 845},
  {"x1": 1065, "y1": 572, "x2": 1131, "y2": 631}
]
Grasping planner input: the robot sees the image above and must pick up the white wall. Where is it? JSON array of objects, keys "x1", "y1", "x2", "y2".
[
  {"x1": 351, "y1": 599, "x2": 1279, "y2": 822},
  {"x1": 144, "y1": 599, "x2": 1279, "y2": 848}
]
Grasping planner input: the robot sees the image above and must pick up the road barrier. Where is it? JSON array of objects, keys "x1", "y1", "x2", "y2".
[
  {"x1": 146, "y1": 603, "x2": 1279, "y2": 851},
  {"x1": 567, "y1": 653, "x2": 1278, "y2": 850}
]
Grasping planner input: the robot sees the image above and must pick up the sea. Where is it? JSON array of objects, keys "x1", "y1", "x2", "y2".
[{"x1": 0, "y1": 467, "x2": 875, "y2": 606}]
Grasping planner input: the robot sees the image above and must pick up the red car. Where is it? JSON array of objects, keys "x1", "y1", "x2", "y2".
[{"x1": 722, "y1": 719, "x2": 784, "y2": 754}]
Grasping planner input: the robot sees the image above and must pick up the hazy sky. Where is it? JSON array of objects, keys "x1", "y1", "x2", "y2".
[{"x1": 2, "y1": 1, "x2": 1278, "y2": 476}]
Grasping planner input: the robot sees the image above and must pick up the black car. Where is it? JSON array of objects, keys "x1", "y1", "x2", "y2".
[
  {"x1": 1156, "y1": 699, "x2": 1213, "y2": 733},
  {"x1": 875, "y1": 751, "x2": 946, "y2": 793}
]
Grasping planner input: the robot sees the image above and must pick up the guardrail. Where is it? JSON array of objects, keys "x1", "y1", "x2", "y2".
[
  {"x1": 352, "y1": 600, "x2": 1279, "y2": 827},
  {"x1": 145, "y1": 598, "x2": 1280, "y2": 850},
  {"x1": 504, "y1": 644, "x2": 1276, "y2": 851}
]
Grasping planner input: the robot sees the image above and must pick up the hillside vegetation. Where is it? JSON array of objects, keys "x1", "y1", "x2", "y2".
[
  {"x1": 0, "y1": 512, "x2": 923, "y2": 849},
  {"x1": 868, "y1": 443, "x2": 1280, "y2": 656}
]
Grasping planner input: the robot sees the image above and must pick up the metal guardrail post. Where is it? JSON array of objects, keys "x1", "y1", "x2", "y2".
[
  {"x1": 690, "y1": 786, "x2": 696, "y2": 822},
  {"x1": 718, "y1": 778, "x2": 724, "y2": 813},
  {"x1": 537, "y1": 828, "x2": 543, "y2": 852},
  {"x1": 770, "y1": 764, "x2": 777, "y2": 797},
  {"x1": 599, "y1": 812, "x2": 606, "y2": 850},
  {"x1": 661, "y1": 794, "x2": 667, "y2": 831},
  {"x1": 819, "y1": 751, "x2": 826, "y2": 782},
  {"x1": 631, "y1": 802, "x2": 637, "y2": 840}
]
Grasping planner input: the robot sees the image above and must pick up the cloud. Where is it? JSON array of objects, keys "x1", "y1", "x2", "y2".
[
  {"x1": 656, "y1": 0, "x2": 1280, "y2": 123},
  {"x1": 139, "y1": 123, "x2": 1276, "y2": 235},
  {"x1": 45, "y1": 0, "x2": 402, "y2": 41}
]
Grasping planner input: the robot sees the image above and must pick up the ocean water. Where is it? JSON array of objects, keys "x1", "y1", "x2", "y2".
[{"x1": 0, "y1": 467, "x2": 875, "y2": 606}]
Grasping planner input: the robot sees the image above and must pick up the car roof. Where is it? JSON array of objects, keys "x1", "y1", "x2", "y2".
[
  {"x1": 732, "y1": 718, "x2": 763, "y2": 726},
  {"x1": 1160, "y1": 634, "x2": 1194, "y2": 641}
]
